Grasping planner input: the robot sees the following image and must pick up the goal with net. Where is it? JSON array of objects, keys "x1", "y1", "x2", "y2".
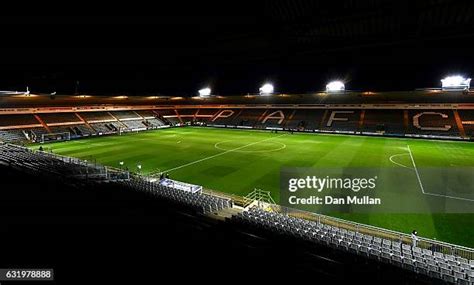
[{"x1": 41, "y1": 132, "x2": 71, "y2": 143}]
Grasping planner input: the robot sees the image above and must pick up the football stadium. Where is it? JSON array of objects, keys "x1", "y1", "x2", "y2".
[
  {"x1": 1, "y1": 83, "x2": 474, "y2": 283},
  {"x1": 3, "y1": 1, "x2": 474, "y2": 283}
]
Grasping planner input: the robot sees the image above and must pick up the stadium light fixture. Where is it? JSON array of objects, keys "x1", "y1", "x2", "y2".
[
  {"x1": 198, "y1": 87, "x2": 211, "y2": 97},
  {"x1": 259, "y1": 83, "x2": 274, "y2": 95},
  {"x1": 441, "y1": 75, "x2": 471, "y2": 90},
  {"x1": 326, "y1": 81, "x2": 345, "y2": 92}
]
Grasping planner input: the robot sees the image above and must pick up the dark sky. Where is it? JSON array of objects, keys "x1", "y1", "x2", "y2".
[{"x1": 1, "y1": 1, "x2": 474, "y2": 95}]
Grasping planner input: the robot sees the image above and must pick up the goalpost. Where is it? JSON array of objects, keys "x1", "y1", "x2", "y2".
[{"x1": 41, "y1": 132, "x2": 71, "y2": 143}]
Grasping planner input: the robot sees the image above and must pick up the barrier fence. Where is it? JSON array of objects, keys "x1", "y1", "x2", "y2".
[
  {"x1": 265, "y1": 204, "x2": 474, "y2": 260},
  {"x1": 30, "y1": 146, "x2": 130, "y2": 181}
]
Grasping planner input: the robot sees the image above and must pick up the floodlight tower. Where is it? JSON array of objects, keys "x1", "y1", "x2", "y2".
[
  {"x1": 198, "y1": 87, "x2": 212, "y2": 97},
  {"x1": 326, "y1": 81, "x2": 345, "y2": 92},
  {"x1": 441, "y1": 75, "x2": 471, "y2": 90},
  {"x1": 259, "y1": 83, "x2": 274, "y2": 95}
]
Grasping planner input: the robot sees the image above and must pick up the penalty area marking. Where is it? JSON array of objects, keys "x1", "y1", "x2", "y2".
[
  {"x1": 159, "y1": 134, "x2": 287, "y2": 174},
  {"x1": 388, "y1": 153, "x2": 413, "y2": 169},
  {"x1": 407, "y1": 144, "x2": 426, "y2": 194},
  {"x1": 406, "y1": 144, "x2": 474, "y2": 202}
]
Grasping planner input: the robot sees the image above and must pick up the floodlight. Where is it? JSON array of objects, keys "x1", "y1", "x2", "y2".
[
  {"x1": 326, "y1": 81, "x2": 345, "y2": 92},
  {"x1": 441, "y1": 75, "x2": 471, "y2": 90},
  {"x1": 259, "y1": 83, "x2": 274, "y2": 95},
  {"x1": 198, "y1": 87, "x2": 211, "y2": 96}
]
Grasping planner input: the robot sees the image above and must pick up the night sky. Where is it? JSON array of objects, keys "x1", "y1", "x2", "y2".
[{"x1": 1, "y1": 1, "x2": 474, "y2": 96}]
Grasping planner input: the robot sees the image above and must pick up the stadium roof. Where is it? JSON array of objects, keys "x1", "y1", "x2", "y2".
[{"x1": 1, "y1": 90, "x2": 474, "y2": 108}]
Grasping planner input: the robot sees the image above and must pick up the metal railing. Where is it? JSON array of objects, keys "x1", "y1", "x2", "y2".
[
  {"x1": 264, "y1": 203, "x2": 474, "y2": 260},
  {"x1": 27, "y1": 145, "x2": 130, "y2": 181}
]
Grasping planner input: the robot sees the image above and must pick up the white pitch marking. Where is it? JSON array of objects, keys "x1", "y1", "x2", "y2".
[
  {"x1": 214, "y1": 140, "x2": 287, "y2": 153},
  {"x1": 389, "y1": 153, "x2": 413, "y2": 169},
  {"x1": 406, "y1": 145, "x2": 474, "y2": 202},
  {"x1": 160, "y1": 134, "x2": 287, "y2": 173},
  {"x1": 424, "y1": 192, "x2": 474, "y2": 202},
  {"x1": 407, "y1": 145, "x2": 426, "y2": 194}
]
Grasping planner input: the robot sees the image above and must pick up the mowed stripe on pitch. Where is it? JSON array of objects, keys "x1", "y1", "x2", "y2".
[{"x1": 160, "y1": 134, "x2": 287, "y2": 173}]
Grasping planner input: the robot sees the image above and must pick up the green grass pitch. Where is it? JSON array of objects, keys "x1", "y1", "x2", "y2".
[{"x1": 31, "y1": 127, "x2": 474, "y2": 247}]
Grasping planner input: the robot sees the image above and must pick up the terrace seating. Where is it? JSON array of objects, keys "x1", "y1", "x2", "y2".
[
  {"x1": 285, "y1": 109, "x2": 326, "y2": 130},
  {"x1": 0, "y1": 142, "x2": 232, "y2": 215},
  {"x1": 39, "y1": 113, "x2": 81, "y2": 124},
  {"x1": 49, "y1": 126, "x2": 75, "y2": 135},
  {"x1": 80, "y1": 112, "x2": 115, "y2": 122},
  {"x1": 90, "y1": 122, "x2": 120, "y2": 134},
  {"x1": 49, "y1": 124, "x2": 93, "y2": 137},
  {"x1": 0, "y1": 114, "x2": 39, "y2": 127},
  {"x1": 135, "y1": 110, "x2": 156, "y2": 118},
  {"x1": 362, "y1": 110, "x2": 405, "y2": 135},
  {"x1": 407, "y1": 110, "x2": 460, "y2": 138},
  {"x1": 232, "y1": 109, "x2": 266, "y2": 127},
  {"x1": 145, "y1": 118, "x2": 165, "y2": 128},
  {"x1": 0, "y1": 144, "x2": 105, "y2": 178},
  {"x1": 29, "y1": 128, "x2": 49, "y2": 140},
  {"x1": 176, "y1": 109, "x2": 198, "y2": 118},
  {"x1": 165, "y1": 117, "x2": 182, "y2": 125},
  {"x1": 209, "y1": 109, "x2": 241, "y2": 126},
  {"x1": 119, "y1": 179, "x2": 233, "y2": 214},
  {"x1": 254, "y1": 109, "x2": 294, "y2": 129},
  {"x1": 458, "y1": 110, "x2": 474, "y2": 138},
  {"x1": 233, "y1": 207, "x2": 474, "y2": 284},
  {"x1": 0, "y1": 129, "x2": 27, "y2": 142},
  {"x1": 75, "y1": 125, "x2": 94, "y2": 136},
  {"x1": 122, "y1": 120, "x2": 147, "y2": 130},
  {"x1": 0, "y1": 108, "x2": 472, "y2": 141},
  {"x1": 321, "y1": 109, "x2": 361, "y2": 133},
  {"x1": 112, "y1": 111, "x2": 142, "y2": 120}
]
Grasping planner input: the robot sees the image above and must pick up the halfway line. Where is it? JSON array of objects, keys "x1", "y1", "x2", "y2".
[
  {"x1": 160, "y1": 134, "x2": 287, "y2": 174},
  {"x1": 407, "y1": 144, "x2": 425, "y2": 194}
]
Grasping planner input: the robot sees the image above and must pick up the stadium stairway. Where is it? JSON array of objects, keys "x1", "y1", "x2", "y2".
[{"x1": 206, "y1": 207, "x2": 243, "y2": 221}]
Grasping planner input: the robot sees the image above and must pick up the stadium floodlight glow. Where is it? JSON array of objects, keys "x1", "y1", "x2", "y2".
[
  {"x1": 441, "y1": 75, "x2": 471, "y2": 90},
  {"x1": 259, "y1": 83, "x2": 274, "y2": 95},
  {"x1": 198, "y1": 87, "x2": 211, "y2": 97},
  {"x1": 326, "y1": 80, "x2": 345, "y2": 92}
]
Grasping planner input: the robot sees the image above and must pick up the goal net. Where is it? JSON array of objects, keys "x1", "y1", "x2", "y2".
[{"x1": 41, "y1": 132, "x2": 71, "y2": 143}]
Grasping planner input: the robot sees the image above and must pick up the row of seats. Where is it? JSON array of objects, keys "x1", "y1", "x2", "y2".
[
  {"x1": 175, "y1": 108, "x2": 468, "y2": 138},
  {"x1": 49, "y1": 125, "x2": 94, "y2": 137},
  {"x1": 235, "y1": 207, "x2": 474, "y2": 284},
  {"x1": 0, "y1": 144, "x2": 102, "y2": 177},
  {"x1": 90, "y1": 122, "x2": 120, "y2": 134},
  {"x1": 0, "y1": 142, "x2": 232, "y2": 215},
  {"x1": 1, "y1": 108, "x2": 468, "y2": 142},
  {"x1": 121, "y1": 120, "x2": 147, "y2": 130},
  {"x1": 0, "y1": 115, "x2": 167, "y2": 143},
  {"x1": 0, "y1": 130, "x2": 27, "y2": 142},
  {"x1": 120, "y1": 179, "x2": 233, "y2": 214}
]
